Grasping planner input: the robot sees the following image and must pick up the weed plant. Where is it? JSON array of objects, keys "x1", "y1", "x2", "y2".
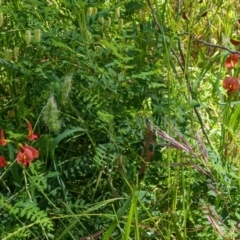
[{"x1": 1, "y1": 0, "x2": 240, "y2": 239}]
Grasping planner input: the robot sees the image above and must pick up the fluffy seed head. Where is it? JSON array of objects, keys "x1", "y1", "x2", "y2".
[
  {"x1": 43, "y1": 94, "x2": 61, "y2": 133},
  {"x1": 62, "y1": 74, "x2": 72, "y2": 105}
]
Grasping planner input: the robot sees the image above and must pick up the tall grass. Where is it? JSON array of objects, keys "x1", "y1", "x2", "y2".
[{"x1": 1, "y1": 0, "x2": 240, "y2": 239}]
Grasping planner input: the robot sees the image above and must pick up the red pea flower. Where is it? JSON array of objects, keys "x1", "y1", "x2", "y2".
[
  {"x1": 0, "y1": 156, "x2": 7, "y2": 168},
  {"x1": 222, "y1": 76, "x2": 240, "y2": 95},
  {"x1": 0, "y1": 129, "x2": 7, "y2": 146},
  {"x1": 225, "y1": 54, "x2": 239, "y2": 69},
  {"x1": 230, "y1": 38, "x2": 240, "y2": 46},
  {"x1": 17, "y1": 144, "x2": 39, "y2": 167},
  {"x1": 27, "y1": 122, "x2": 40, "y2": 141}
]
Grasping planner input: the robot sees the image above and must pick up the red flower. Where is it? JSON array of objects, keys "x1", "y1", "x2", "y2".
[
  {"x1": 225, "y1": 54, "x2": 239, "y2": 69},
  {"x1": 17, "y1": 144, "x2": 39, "y2": 167},
  {"x1": 27, "y1": 122, "x2": 40, "y2": 140},
  {"x1": 223, "y1": 76, "x2": 240, "y2": 95},
  {"x1": 230, "y1": 38, "x2": 240, "y2": 46},
  {"x1": 0, "y1": 129, "x2": 7, "y2": 146},
  {"x1": 0, "y1": 156, "x2": 7, "y2": 168}
]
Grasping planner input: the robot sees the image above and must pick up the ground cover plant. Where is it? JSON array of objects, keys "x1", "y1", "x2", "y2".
[{"x1": 1, "y1": 0, "x2": 240, "y2": 239}]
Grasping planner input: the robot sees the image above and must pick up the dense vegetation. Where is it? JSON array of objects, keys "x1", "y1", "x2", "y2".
[{"x1": 1, "y1": 0, "x2": 240, "y2": 239}]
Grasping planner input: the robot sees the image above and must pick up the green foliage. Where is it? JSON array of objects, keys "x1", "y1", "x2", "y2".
[{"x1": 1, "y1": 0, "x2": 240, "y2": 239}]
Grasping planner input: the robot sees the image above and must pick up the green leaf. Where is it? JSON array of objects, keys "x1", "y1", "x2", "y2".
[
  {"x1": 50, "y1": 127, "x2": 85, "y2": 151},
  {"x1": 102, "y1": 196, "x2": 132, "y2": 240},
  {"x1": 228, "y1": 103, "x2": 240, "y2": 131}
]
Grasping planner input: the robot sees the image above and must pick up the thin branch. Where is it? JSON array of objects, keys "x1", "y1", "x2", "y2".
[
  {"x1": 177, "y1": 39, "x2": 185, "y2": 69},
  {"x1": 181, "y1": 31, "x2": 240, "y2": 54},
  {"x1": 80, "y1": 230, "x2": 104, "y2": 240},
  {"x1": 147, "y1": 0, "x2": 212, "y2": 146},
  {"x1": 147, "y1": 0, "x2": 163, "y2": 34},
  {"x1": 196, "y1": 38, "x2": 240, "y2": 54},
  {"x1": 178, "y1": 38, "x2": 212, "y2": 146},
  {"x1": 171, "y1": 47, "x2": 184, "y2": 72},
  {"x1": 193, "y1": 107, "x2": 211, "y2": 145}
]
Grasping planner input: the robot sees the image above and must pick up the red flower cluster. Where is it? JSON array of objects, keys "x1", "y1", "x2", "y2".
[
  {"x1": 225, "y1": 54, "x2": 239, "y2": 69},
  {"x1": 223, "y1": 54, "x2": 240, "y2": 95},
  {"x1": 27, "y1": 121, "x2": 40, "y2": 140},
  {"x1": 222, "y1": 77, "x2": 240, "y2": 95},
  {"x1": 0, "y1": 129, "x2": 7, "y2": 146},
  {"x1": 17, "y1": 144, "x2": 39, "y2": 167},
  {"x1": 0, "y1": 129, "x2": 8, "y2": 168},
  {"x1": 230, "y1": 38, "x2": 240, "y2": 46},
  {"x1": 0, "y1": 122, "x2": 40, "y2": 168},
  {"x1": 0, "y1": 156, "x2": 7, "y2": 167}
]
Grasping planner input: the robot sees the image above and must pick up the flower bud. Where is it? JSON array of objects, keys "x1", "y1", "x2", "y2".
[
  {"x1": 34, "y1": 29, "x2": 41, "y2": 43},
  {"x1": 98, "y1": 17, "x2": 104, "y2": 25},
  {"x1": 118, "y1": 18, "x2": 123, "y2": 32},
  {"x1": 138, "y1": 10, "x2": 145, "y2": 21},
  {"x1": 85, "y1": 30, "x2": 92, "y2": 45},
  {"x1": 4, "y1": 49, "x2": 13, "y2": 61},
  {"x1": 25, "y1": 30, "x2": 31, "y2": 45},
  {"x1": 61, "y1": 74, "x2": 72, "y2": 105},
  {"x1": 115, "y1": 8, "x2": 120, "y2": 21},
  {"x1": 7, "y1": 49, "x2": 13, "y2": 61},
  {"x1": 105, "y1": 17, "x2": 111, "y2": 29},
  {"x1": 14, "y1": 46, "x2": 20, "y2": 60},
  {"x1": 87, "y1": 7, "x2": 93, "y2": 16},
  {"x1": 0, "y1": 13, "x2": 3, "y2": 27},
  {"x1": 92, "y1": 7, "x2": 98, "y2": 15}
]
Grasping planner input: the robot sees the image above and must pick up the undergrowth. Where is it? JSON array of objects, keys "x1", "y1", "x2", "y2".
[{"x1": 1, "y1": 0, "x2": 240, "y2": 239}]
